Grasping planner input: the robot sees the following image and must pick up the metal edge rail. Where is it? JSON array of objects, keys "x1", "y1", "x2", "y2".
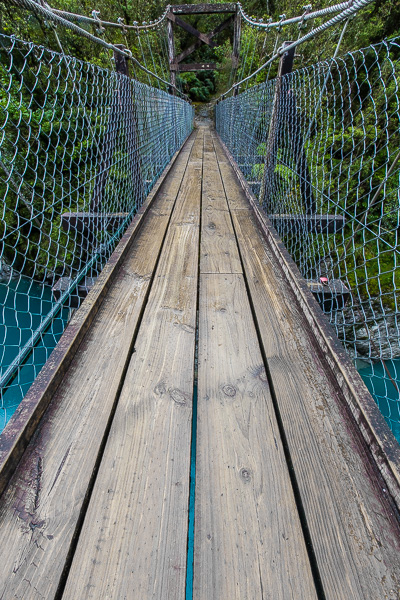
[
  {"x1": 216, "y1": 132, "x2": 400, "y2": 513},
  {"x1": 0, "y1": 129, "x2": 194, "y2": 498}
]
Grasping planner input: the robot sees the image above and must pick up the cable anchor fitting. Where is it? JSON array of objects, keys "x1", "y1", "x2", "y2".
[
  {"x1": 299, "y1": 5, "x2": 312, "y2": 30},
  {"x1": 117, "y1": 17, "x2": 127, "y2": 35},
  {"x1": 91, "y1": 10, "x2": 105, "y2": 35},
  {"x1": 277, "y1": 14, "x2": 286, "y2": 33}
]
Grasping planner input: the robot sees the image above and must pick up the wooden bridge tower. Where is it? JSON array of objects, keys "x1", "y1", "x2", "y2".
[{"x1": 166, "y1": 3, "x2": 241, "y2": 88}]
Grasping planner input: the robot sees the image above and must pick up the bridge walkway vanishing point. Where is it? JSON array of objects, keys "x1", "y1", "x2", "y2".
[{"x1": 0, "y1": 124, "x2": 399, "y2": 599}]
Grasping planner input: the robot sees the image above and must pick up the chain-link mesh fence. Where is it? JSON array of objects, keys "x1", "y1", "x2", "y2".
[
  {"x1": 0, "y1": 32, "x2": 193, "y2": 431},
  {"x1": 216, "y1": 36, "x2": 400, "y2": 442}
]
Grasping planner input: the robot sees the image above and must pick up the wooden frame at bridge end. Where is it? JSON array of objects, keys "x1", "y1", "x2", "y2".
[
  {"x1": 216, "y1": 132, "x2": 400, "y2": 512},
  {"x1": 170, "y1": 3, "x2": 237, "y2": 14},
  {"x1": 0, "y1": 130, "x2": 195, "y2": 499}
]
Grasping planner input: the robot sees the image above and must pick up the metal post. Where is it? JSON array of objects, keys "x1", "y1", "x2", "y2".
[
  {"x1": 232, "y1": 8, "x2": 241, "y2": 83},
  {"x1": 259, "y1": 41, "x2": 294, "y2": 208},
  {"x1": 284, "y1": 87, "x2": 316, "y2": 214},
  {"x1": 167, "y1": 19, "x2": 176, "y2": 92},
  {"x1": 260, "y1": 41, "x2": 315, "y2": 215}
]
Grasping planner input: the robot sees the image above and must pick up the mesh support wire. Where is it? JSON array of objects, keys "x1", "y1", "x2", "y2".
[
  {"x1": 0, "y1": 32, "x2": 193, "y2": 431},
  {"x1": 216, "y1": 37, "x2": 400, "y2": 442}
]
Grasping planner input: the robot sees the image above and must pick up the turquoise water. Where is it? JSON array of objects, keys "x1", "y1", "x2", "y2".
[
  {"x1": 358, "y1": 359, "x2": 400, "y2": 444},
  {"x1": 0, "y1": 277, "x2": 69, "y2": 431},
  {"x1": 186, "y1": 382, "x2": 197, "y2": 599}
]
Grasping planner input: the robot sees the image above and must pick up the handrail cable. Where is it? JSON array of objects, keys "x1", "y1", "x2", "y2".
[{"x1": 18, "y1": 1, "x2": 361, "y2": 34}]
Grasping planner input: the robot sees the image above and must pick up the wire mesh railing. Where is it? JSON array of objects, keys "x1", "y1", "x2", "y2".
[
  {"x1": 0, "y1": 32, "x2": 193, "y2": 431},
  {"x1": 216, "y1": 36, "x2": 400, "y2": 442}
]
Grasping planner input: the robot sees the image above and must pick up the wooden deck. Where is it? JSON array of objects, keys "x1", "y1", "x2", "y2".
[{"x1": 0, "y1": 125, "x2": 399, "y2": 598}]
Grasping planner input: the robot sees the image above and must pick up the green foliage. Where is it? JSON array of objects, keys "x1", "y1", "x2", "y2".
[{"x1": 178, "y1": 70, "x2": 215, "y2": 102}]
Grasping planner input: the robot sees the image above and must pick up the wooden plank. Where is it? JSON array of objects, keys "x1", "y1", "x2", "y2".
[
  {"x1": 0, "y1": 130, "x2": 195, "y2": 500},
  {"x1": 201, "y1": 138, "x2": 242, "y2": 274},
  {"x1": 191, "y1": 127, "x2": 205, "y2": 161},
  {"x1": 203, "y1": 133, "x2": 214, "y2": 154},
  {"x1": 193, "y1": 273, "x2": 318, "y2": 599},
  {"x1": 210, "y1": 134, "x2": 251, "y2": 210},
  {"x1": 200, "y1": 209, "x2": 242, "y2": 274},
  {"x1": 62, "y1": 132, "x2": 203, "y2": 600},
  {"x1": 229, "y1": 207, "x2": 400, "y2": 599},
  {"x1": 171, "y1": 3, "x2": 236, "y2": 14},
  {"x1": 0, "y1": 134, "x2": 197, "y2": 599}
]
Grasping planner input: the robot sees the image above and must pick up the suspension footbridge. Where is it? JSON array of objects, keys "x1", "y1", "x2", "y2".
[
  {"x1": 0, "y1": 122, "x2": 399, "y2": 599},
  {"x1": 0, "y1": 0, "x2": 400, "y2": 597}
]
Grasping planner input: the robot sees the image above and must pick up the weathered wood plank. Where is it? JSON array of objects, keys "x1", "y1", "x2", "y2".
[
  {"x1": 229, "y1": 206, "x2": 400, "y2": 599},
  {"x1": 193, "y1": 273, "x2": 318, "y2": 599},
  {"x1": 62, "y1": 131, "x2": 203, "y2": 600},
  {"x1": 201, "y1": 138, "x2": 242, "y2": 274},
  {"x1": 200, "y1": 208, "x2": 242, "y2": 274},
  {"x1": 0, "y1": 131, "x2": 195, "y2": 501},
  {"x1": 210, "y1": 133, "x2": 251, "y2": 210},
  {"x1": 0, "y1": 134, "x2": 197, "y2": 600}
]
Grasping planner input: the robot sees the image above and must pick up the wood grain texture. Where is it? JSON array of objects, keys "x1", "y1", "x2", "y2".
[
  {"x1": 0, "y1": 132, "x2": 195, "y2": 499},
  {"x1": 193, "y1": 273, "x2": 317, "y2": 600},
  {"x1": 200, "y1": 207, "x2": 242, "y2": 274},
  {"x1": 62, "y1": 130, "x2": 204, "y2": 600},
  {"x1": 211, "y1": 133, "x2": 251, "y2": 210},
  {"x1": 229, "y1": 207, "x2": 400, "y2": 599},
  {"x1": 0, "y1": 133, "x2": 197, "y2": 600},
  {"x1": 200, "y1": 135, "x2": 242, "y2": 274}
]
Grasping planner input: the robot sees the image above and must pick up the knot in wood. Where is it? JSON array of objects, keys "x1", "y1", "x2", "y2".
[
  {"x1": 154, "y1": 382, "x2": 167, "y2": 396},
  {"x1": 222, "y1": 384, "x2": 236, "y2": 397},
  {"x1": 239, "y1": 467, "x2": 251, "y2": 483},
  {"x1": 169, "y1": 388, "x2": 189, "y2": 406}
]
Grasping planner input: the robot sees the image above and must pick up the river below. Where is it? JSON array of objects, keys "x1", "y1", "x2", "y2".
[{"x1": 0, "y1": 276, "x2": 69, "y2": 432}]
